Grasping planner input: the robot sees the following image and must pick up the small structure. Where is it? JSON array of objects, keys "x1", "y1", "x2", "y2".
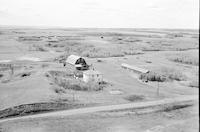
[
  {"x1": 0, "y1": 60, "x2": 14, "y2": 75},
  {"x1": 66, "y1": 55, "x2": 89, "y2": 70},
  {"x1": 47, "y1": 36, "x2": 59, "y2": 42},
  {"x1": 83, "y1": 70, "x2": 103, "y2": 83},
  {"x1": 121, "y1": 63, "x2": 149, "y2": 74}
]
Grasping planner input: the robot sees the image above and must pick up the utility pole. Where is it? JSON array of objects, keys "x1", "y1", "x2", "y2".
[
  {"x1": 157, "y1": 81, "x2": 159, "y2": 96},
  {"x1": 72, "y1": 92, "x2": 75, "y2": 102},
  {"x1": 9, "y1": 64, "x2": 14, "y2": 76}
]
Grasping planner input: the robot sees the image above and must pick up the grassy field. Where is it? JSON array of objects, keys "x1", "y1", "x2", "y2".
[
  {"x1": 0, "y1": 27, "x2": 199, "y2": 131},
  {"x1": 0, "y1": 27, "x2": 198, "y2": 106},
  {"x1": 0, "y1": 102, "x2": 198, "y2": 132},
  {"x1": 168, "y1": 50, "x2": 199, "y2": 66}
]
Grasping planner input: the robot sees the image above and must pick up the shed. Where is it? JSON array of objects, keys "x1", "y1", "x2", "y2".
[
  {"x1": 83, "y1": 70, "x2": 103, "y2": 83},
  {"x1": 121, "y1": 63, "x2": 149, "y2": 74},
  {"x1": 66, "y1": 55, "x2": 88, "y2": 70}
]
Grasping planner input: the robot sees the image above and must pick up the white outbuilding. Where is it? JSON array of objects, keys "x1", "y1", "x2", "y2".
[
  {"x1": 83, "y1": 70, "x2": 103, "y2": 83},
  {"x1": 47, "y1": 36, "x2": 59, "y2": 42}
]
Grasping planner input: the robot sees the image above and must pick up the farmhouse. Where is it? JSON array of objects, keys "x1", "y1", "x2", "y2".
[
  {"x1": 121, "y1": 63, "x2": 149, "y2": 74},
  {"x1": 66, "y1": 55, "x2": 89, "y2": 70},
  {"x1": 83, "y1": 70, "x2": 103, "y2": 83}
]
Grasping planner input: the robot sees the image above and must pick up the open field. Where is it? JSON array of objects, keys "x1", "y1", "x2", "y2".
[
  {"x1": 0, "y1": 100, "x2": 198, "y2": 132},
  {"x1": 0, "y1": 27, "x2": 199, "y2": 131}
]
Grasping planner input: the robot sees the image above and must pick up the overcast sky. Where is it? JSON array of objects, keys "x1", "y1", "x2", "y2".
[{"x1": 0, "y1": 0, "x2": 199, "y2": 29}]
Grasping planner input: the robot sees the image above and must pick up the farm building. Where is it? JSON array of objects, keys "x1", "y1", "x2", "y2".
[
  {"x1": 83, "y1": 70, "x2": 103, "y2": 83},
  {"x1": 0, "y1": 60, "x2": 14, "y2": 75},
  {"x1": 121, "y1": 63, "x2": 149, "y2": 74},
  {"x1": 47, "y1": 36, "x2": 59, "y2": 42},
  {"x1": 66, "y1": 55, "x2": 89, "y2": 70}
]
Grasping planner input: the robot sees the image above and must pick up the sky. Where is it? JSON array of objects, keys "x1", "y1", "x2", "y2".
[{"x1": 0, "y1": 0, "x2": 199, "y2": 29}]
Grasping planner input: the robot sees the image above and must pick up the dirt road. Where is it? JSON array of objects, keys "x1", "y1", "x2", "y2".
[{"x1": 0, "y1": 95, "x2": 197, "y2": 124}]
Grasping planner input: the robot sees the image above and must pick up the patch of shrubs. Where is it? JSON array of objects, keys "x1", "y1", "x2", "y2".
[
  {"x1": 188, "y1": 80, "x2": 199, "y2": 88},
  {"x1": 0, "y1": 102, "x2": 87, "y2": 119},
  {"x1": 139, "y1": 72, "x2": 166, "y2": 82},
  {"x1": 158, "y1": 67, "x2": 186, "y2": 81},
  {"x1": 139, "y1": 67, "x2": 186, "y2": 82},
  {"x1": 124, "y1": 95, "x2": 145, "y2": 102},
  {"x1": 170, "y1": 56, "x2": 199, "y2": 66},
  {"x1": 48, "y1": 70, "x2": 74, "y2": 78},
  {"x1": 54, "y1": 77, "x2": 103, "y2": 91},
  {"x1": 53, "y1": 87, "x2": 66, "y2": 94}
]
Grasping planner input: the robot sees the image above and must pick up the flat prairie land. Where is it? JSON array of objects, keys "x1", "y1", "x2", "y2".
[{"x1": 0, "y1": 27, "x2": 199, "y2": 132}]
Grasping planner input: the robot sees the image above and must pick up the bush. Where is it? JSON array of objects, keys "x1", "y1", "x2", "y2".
[
  {"x1": 158, "y1": 67, "x2": 186, "y2": 81},
  {"x1": 15, "y1": 71, "x2": 32, "y2": 78},
  {"x1": 139, "y1": 72, "x2": 166, "y2": 82},
  {"x1": 0, "y1": 74, "x2": 3, "y2": 78},
  {"x1": 48, "y1": 70, "x2": 103, "y2": 92},
  {"x1": 188, "y1": 80, "x2": 199, "y2": 88},
  {"x1": 55, "y1": 78, "x2": 102, "y2": 91},
  {"x1": 30, "y1": 44, "x2": 47, "y2": 52},
  {"x1": 21, "y1": 73, "x2": 31, "y2": 77},
  {"x1": 169, "y1": 56, "x2": 199, "y2": 66},
  {"x1": 124, "y1": 95, "x2": 145, "y2": 102},
  {"x1": 0, "y1": 102, "x2": 87, "y2": 119},
  {"x1": 97, "y1": 59, "x2": 103, "y2": 62},
  {"x1": 53, "y1": 87, "x2": 66, "y2": 94}
]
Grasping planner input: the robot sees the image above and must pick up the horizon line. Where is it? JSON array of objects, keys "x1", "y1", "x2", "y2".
[{"x1": 0, "y1": 24, "x2": 199, "y2": 30}]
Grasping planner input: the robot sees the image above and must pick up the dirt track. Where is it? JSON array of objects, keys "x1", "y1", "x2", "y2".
[{"x1": 0, "y1": 95, "x2": 198, "y2": 124}]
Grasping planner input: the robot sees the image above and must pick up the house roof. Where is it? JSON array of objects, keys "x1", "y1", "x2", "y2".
[
  {"x1": 66, "y1": 55, "x2": 82, "y2": 65},
  {"x1": 83, "y1": 70, "x2": 102, "y2": 75},
  {"x1": 121, "y1": 63, "x2": 149, "y2": 73}
]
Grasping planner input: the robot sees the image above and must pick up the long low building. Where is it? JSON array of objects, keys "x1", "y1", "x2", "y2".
[{"x1": 121, "y1": 63, "x2": 149, "y2": 74}]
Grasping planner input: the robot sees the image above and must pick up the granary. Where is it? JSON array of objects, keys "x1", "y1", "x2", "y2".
[
  {"x1": 66, "y1": 55, "x2": 89, "y2": 70},
  {"x1": 83, "y1": 70, "x2": 103, "y2": 83},
  {"x1": 121, "y1": 63, "x2": 149, "y2": 74}
]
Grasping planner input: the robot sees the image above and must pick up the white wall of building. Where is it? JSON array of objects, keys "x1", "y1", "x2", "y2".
[{"x1": 83, "y1": 73, "x2": 103, "y2": 83}]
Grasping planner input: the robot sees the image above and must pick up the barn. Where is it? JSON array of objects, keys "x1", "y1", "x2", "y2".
[
  {"x1": 83, "y1": 70, "x2": 103, "y2": 83},
  {"x1": 66, "y1": 55, "x2": 89, "y2": 70}
]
